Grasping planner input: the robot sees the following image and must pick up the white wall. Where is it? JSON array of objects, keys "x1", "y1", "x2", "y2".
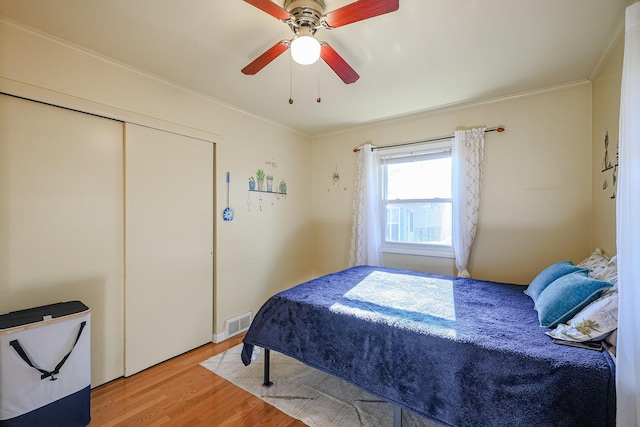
[
  {"x1": 0, "y1": 18, "x2": 313, "y2": 381},
  {"x1": 312, "y1": 83, "x2": 593, "y2": 285}
]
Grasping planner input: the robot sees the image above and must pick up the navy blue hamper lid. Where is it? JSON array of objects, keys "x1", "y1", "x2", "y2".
[{"x1": 0, "y1": 301, "x2": 89, "y2": 330}]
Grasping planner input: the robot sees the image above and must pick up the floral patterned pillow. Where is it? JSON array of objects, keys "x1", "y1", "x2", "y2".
[
  {"x1": 597, "y1": 255, "x2": 618, "y2": 286},
  {"x1": 577, "y1": 248, "x2": 610, "y2": 279},
  {"x1": 546, "y1": 290, "x2": 618, "y2": 342}
]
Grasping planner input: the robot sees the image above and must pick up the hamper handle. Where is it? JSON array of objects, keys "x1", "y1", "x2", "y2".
[{"x1": 9, "y1": 321, "x2": 87, "y2": 381}]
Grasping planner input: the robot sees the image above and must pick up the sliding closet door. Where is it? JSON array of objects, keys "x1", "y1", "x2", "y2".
[
  {"x1": 124, "y1": 123, "x2": 213, "y2": 376},
  {"x1": 0, "y1": 94, "x2": 124, "y2": 386}
]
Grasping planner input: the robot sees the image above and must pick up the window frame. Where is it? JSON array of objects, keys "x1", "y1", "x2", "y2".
[{"x1": 379, "y1": 141, "x2": 455, "y2": 258}]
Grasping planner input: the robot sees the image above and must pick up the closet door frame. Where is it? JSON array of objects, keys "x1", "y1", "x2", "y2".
[{"x1": 1, "y1": 87, "x2": 219, "y2": 383}]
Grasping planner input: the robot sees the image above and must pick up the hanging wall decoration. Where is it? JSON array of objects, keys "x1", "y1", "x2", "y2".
[
  {"x1": 601, "y1": 130, "x2": 618, "y2": 199},
  {"x1": 223, "y1": 172, "x2": 235, "y2": 221},
  {"x1": 247, "y1": 160, "x2": 287, "y2": 212},
  {"x1": 328, "y1": 165, "x2": 346, "y2": 192}
]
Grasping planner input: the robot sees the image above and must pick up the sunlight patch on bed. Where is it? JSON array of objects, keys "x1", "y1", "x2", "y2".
[{"x1": 329, "y1": 271, "x2": 457, "y2": 338}]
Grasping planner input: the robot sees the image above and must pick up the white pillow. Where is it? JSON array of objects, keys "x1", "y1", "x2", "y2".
[
  {"x1": 596, "y1": 255, "x2": 618, "y2": 286},
  {"x1": 577, "y1": 248, "x2": 610, "y2": 279},
  {"x1": 546, "y1": 290, "x2": 618, "y2": 342}
]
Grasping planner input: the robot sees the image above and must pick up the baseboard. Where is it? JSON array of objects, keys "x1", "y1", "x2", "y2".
[
  {"x1": 212, "y1": 332, "x2": 227, "y2": 344},
  {"x1": 213, "y1": 311, "x2": 252, "y2": 343}
]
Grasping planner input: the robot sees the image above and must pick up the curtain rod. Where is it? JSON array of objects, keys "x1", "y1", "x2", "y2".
[{"x1": 352, "y1": 126, "x2": 505, "y2": 153}]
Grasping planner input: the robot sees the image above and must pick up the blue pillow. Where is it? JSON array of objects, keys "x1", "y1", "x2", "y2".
[
  {"x1": 535, "y1": 271, "x2": 613, "y2": 328},
  {"x1": 524, "y1": 261, "x2": 588, "y2": 303}
]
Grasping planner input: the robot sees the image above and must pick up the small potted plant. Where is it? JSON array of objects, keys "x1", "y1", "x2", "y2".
[
  {"x1": 266, "y1": 175, "x2": 274, "y2": 192},
  {"x1": 256, "y1": 169, "x2": 265, "y2": 191},
  {"x1": 249, "y1": 176, "x2": 255, "y2": 191}
]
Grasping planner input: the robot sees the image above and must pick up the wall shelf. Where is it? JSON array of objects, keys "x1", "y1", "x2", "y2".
[{"x1": 249, "y1": 189, "x2": 286, "y2": 196}]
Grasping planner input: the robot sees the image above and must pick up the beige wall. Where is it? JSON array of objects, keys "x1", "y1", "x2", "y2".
[
  {"x1": 312, "y1": 84, "x2": 594, "y2": 285},
  {"x1": 0, "y1": 19, "x2": 312, "y2": 367},
  {"x1": 1, "y1": 11, "x2": 624, "y2": 381},
  {"x1": 591, "y1": 33, "x2": 624, "y2": 257}
]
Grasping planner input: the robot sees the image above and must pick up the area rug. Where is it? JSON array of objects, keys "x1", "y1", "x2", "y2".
[{"x1": 200, "y1": 345, "x2": 442, "y2": 427}]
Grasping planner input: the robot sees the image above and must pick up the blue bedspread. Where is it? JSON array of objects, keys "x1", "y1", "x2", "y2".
[{"x1": 242, "y1": 266, "x2": 616, "y2": 426}]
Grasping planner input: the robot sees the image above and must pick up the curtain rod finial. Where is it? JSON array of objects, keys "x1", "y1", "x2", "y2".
[
  {"x1": 497, "y1": 127, "x2": 505, "y2": 132},
  {"x1": 353, "y1": 147, "x2": 360, "y2": 153}
]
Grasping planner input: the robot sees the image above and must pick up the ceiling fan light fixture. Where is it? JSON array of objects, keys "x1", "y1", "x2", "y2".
[{"x1": 290, "y1": 35, "x2": 321, "y2": 65}]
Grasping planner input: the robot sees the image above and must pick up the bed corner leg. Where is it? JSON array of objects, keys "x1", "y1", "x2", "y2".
[
  {"x1": 263, "y1": 349, "x2": 274, "y2": 387},
  {"x1": 393, "y1": 405, "x2": 402, "y2": 427}
]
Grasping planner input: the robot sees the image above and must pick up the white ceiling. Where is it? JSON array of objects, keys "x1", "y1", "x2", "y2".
[{"x1": 0, "y1": 0, "x2": 630, "y2": 136}]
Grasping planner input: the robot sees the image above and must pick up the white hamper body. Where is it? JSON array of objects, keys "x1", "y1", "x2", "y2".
[{"x1": 0, "y1": 301, "x2": 91, "y2": 427}]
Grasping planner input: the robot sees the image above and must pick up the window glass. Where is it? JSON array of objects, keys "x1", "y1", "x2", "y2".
[
  {"x1": 386, "y1": 157, "x2": 451, "y2": 200},
  {"x1": 381, "y1": 145, "x2": 453, "y2": 257},
  {"x1": 384, "y1": 202, "x2": 452, "y2": 245}
]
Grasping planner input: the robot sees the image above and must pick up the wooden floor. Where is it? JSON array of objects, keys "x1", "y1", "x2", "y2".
[{"x1": 89, "y1": 334, "x2": 305, "y2": 426}]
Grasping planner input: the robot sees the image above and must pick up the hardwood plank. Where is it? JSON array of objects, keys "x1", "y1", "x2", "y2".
[{"x1": 89, "y1": 334, "x2": 305, "y2": 426}]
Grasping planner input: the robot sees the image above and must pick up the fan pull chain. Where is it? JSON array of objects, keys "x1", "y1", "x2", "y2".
[
  {"x1": 289, "y1": 56, "x2": 294, "y2": 104},
  {"x1": 316, "y1": 59, "x2": 321, "y2": 103}
]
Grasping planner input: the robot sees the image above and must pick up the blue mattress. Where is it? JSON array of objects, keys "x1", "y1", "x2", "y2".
[{"x1": 242, "y1": 266, "x2": 616, "y2": 426}]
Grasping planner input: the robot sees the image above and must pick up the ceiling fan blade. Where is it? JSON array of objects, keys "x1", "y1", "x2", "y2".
[
  {"x1": 242, "y1": 41, "x2": 290, "y2": 75},
  {"x1": 244, "y1": 0, "x2": 291, "y2": 21},
  {"x1": 320, "y1": 43, "x2": 359, "y2": 84},
  {"x1": 324, "y1": 0, "x2": 399, "y2": 28}
]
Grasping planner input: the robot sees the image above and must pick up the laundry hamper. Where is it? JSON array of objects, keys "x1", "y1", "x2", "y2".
[{"x1": 0, "y1": 301, "x2": 91, "y2": 427}]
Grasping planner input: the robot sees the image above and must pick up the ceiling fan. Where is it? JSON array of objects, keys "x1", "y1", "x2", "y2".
[{"x1": 241, "y1": 0, "x2": 399, "y2": 84}]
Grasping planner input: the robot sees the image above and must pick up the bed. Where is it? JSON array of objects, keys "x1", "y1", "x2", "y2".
[{"x1": 241, "y1": 266, "x2": 616, "y2": 426}]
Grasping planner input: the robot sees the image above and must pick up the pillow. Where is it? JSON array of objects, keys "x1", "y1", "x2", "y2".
[
  {"x1": 535, "y1": 271, "x2": 612, "y2": 328},
  {"x1": 577, "y1": 249, "x2": 619, "y2": 285},
  {"x1": 546, "y1": 290, "x2": 618, "y2": 342},
  {"x1": 596, "y1": 255, "x2": 618, "y2": 285},
  {"x1": 524, "y1": 261, "x2": 588, "y2": 302},
  {"x1": 577, "y1": 248, "x2": 610, "y2": 276}
]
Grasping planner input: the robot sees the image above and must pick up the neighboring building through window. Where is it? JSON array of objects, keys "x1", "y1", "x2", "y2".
[{"x1": 380, "y1": 141, "x2": 454, "y2": 257}]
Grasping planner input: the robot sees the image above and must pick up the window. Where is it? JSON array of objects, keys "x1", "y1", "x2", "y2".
[{"x1": 380, "y1": 142, "x2": 453, "y2": 257}]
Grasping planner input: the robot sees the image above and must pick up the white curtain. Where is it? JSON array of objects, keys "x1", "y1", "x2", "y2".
[
  {"x1": 616, "y1": 3, "x2": 640, "y2": 426},
  {"x1": 452, "y1": 128, "x2": 485, "y2": 278},
  {"x1": 349, "y1": 144, "x2": 383, "y2": 267}
]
